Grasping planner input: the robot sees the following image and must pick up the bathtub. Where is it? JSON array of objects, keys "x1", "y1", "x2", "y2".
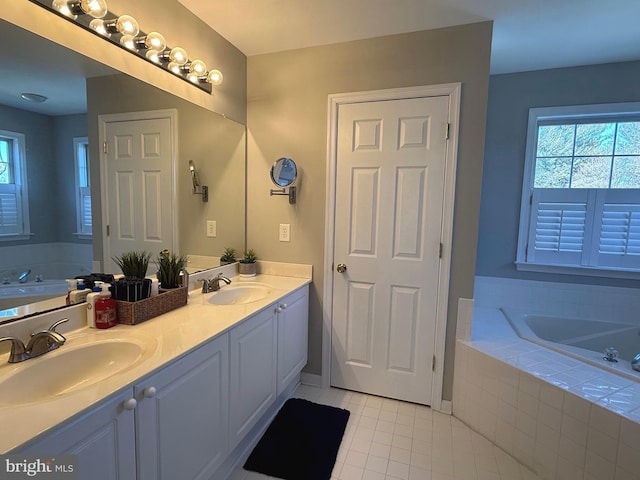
[
  {"x1": 501, "y1": 307, "x2": 640, "y2": 381},
  {"x1": 0, "y1": 280, "x2": 68, "y2": 315}
]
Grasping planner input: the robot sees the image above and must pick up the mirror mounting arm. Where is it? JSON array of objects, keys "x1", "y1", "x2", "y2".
[{"x1": 270, "y1": 186, "x2": 296, "y2": 204}]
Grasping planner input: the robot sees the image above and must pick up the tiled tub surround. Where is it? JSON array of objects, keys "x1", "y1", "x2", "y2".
[{"x1": 454, "y1": 306, "x2": 640, "y2": 480}]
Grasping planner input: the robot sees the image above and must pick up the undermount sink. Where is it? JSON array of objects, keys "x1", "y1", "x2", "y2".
[
  {"x1": 0, "y1": 336, "x2": 156, "y2": 406},
  {"x1": 207, "y1": 284, "x2": 271, "y2": 305}
]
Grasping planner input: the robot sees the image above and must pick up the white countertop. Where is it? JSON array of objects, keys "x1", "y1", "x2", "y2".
[{"x1": 0, "y1": 273, "x2": 311, "y2": 453}]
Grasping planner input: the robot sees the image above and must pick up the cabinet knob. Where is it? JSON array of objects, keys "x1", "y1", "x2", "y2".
[
  {"x1": 143, "y1": 386, "x2": 157, "y2": 398},
  {"x1": 280, "y1": 303, "x2": 288, "y2": 310},
  {"x1": 122, "y1": 398, "x2": 137, "y2": 410}
]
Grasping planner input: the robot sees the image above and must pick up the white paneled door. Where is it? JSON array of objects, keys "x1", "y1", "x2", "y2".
[
  {"x1": 102, "y1": 113, "x2": 175, "y2": 273},
  {"x1": 331, "y1": 96, "x2": 450, "y2": 405}
]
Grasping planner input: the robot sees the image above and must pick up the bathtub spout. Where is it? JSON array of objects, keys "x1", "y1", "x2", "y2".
[{"x1": 632, "y1": 354, "x2": 640, "y2": 372}]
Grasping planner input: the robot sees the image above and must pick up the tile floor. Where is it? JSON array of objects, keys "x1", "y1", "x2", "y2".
[{"x1": 228, "y1": 385, "x2": 545, "y2": 480}]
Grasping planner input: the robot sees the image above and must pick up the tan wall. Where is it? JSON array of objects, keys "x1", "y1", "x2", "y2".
[
  {"x1": 2, "y1": 0, "x2": 246, "y2": 123},
  {"x1": 247, "y1": 22, "x2": 493, "y2": 399}
]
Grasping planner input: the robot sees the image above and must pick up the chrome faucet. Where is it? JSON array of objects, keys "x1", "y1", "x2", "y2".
[
  {"x1": 0, "y1": 318, "x2": 68, "y2": 363},
  {"x1": 210, "y1": 273, "x2": 231, "y2": 291},
  {"x1": 632, "y1": 353, "x2": 640, "y2": 372}
]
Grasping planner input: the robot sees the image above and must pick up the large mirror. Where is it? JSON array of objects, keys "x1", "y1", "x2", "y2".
[{"x1": 0, "y1": 19, "x2": 246, "y2": 321}]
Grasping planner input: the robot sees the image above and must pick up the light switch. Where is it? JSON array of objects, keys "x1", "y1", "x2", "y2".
[
  {"x1": 207, "y1": 220, "x2": 216, "y2": 237},
  {"x1": 279, "y1": 223, "x2": 290, "y2": 242}
]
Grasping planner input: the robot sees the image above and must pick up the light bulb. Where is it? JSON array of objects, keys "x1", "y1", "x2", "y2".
[
  {"x1": 51, "y1": 0, "x2": 76, "y2": 18},
  {"x1": 169, "y1": 47, "x2": 188, "y2": 65},
  {"x1": 120, "y1": 34, "x2": 136, "y2": 51},
  {"x1": 105, "y1": 15, "x2": 139, "y2": 36},
  {"x1": 89, "y1": 19, "x2": 109, "y2": 36},
  {"x1": 78, "y1": 0, "x2": 108, "y2": 18},
  {"x1": 189, "y1": 60, "x2": 207, "y2": 76},
  {"x1": 167, "y1": 62, "x2": 182, "y2": 75},
  {"x1": 187, "y1": 72, "x2": 200, "y2": 84},
  {"x1": 136, "y1": 32, "x2": 166, "y2": 52},
  {"x1": 146, "y1": 50, "x2": 160, "y2": 63},
  {"x1": 206, "y1": 69, "x2": 223, "y2": 86}
]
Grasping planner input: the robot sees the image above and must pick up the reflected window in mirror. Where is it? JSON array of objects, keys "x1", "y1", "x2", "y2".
[
  {"x1": 73, "y1": 137, "x2": 92, "y2": 238},
  {"x1": 0, "y1": 130, "x2": 29, "y2": 239}
]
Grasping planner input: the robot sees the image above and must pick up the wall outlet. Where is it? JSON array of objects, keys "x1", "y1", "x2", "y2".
[
  {"x1": 206, "y1": 220, "x2": 217, "y2": 237},
  {"x1": 279, "y1": 223, "x2": 290, "y2": 242}
]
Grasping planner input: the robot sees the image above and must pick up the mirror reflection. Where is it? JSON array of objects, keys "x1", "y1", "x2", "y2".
[{"x1": 0, "y1": 19, "x2": 246, "y2": 322}]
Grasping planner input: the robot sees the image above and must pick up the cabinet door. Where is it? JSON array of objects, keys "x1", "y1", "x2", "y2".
[
  {"x1": 277, "y1": 285, "x2": 309, "y2": 395},
  {"x1": 136, "y1": 334, "x2": 229, "y2": 480},
  {"x1": 16, "y1": 390, "x2": 137, "y2": 480},
  {"x1": 229, "y1": 307, "x2": 277, "y2": 450}
]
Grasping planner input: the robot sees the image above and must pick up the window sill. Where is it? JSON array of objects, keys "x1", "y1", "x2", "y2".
[
  {"x1": 515, "y1": 261, "x2": 640, "y2": 280},
  {"x1": 73, "y1": 233, "x2": 92, "y2": 240},
  {"x1": 0, "y1": 233, "x2": 33, "y2": 242}
]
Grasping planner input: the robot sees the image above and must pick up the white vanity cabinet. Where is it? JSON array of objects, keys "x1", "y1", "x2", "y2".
[
  {"x1": 276, "y1": 285, "x2": 309, "y2": 395},
  {"x1": 228, "y1": 305, "x2": 278, "y2": 450},
  {"x1": 136, "y1": 333, "x2": 229, "y2": 480},
  {"x1": 15, "y1": 334, "x2": 229, "y2": 480},
  {"x1": 17, "y1": 389, "x2": 137, "y2": 480},
  {"x1": 13, "y1": 282, "x2": 310, "y2": 480}
]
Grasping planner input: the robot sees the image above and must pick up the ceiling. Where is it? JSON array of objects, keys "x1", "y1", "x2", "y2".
[{"x1": 178, "y1": 0, "x2": 640, "y2": 74}]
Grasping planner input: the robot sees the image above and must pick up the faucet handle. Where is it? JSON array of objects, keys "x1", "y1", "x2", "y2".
[
  {"x1": 48, "y1": 318, "x2": 68, "y2": 333},
  {"x1": 48, "y1": 318, "x2": 68, "y2": 342},
  {"x1": 0, "y1": 337, "x2": 29, "y2": 363}
]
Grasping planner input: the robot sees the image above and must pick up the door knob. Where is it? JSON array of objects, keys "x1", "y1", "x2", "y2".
[{"x1": 336, "y1": 263, "x2": 347, "y2": 273}]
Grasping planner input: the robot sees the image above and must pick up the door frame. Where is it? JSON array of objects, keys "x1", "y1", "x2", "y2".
[
  {"x1": 322, "y1": 84, "x2": 461, "y2": 411},
  {"x1": 98, "y1": 109, "x2": 179, "y2": 271}
]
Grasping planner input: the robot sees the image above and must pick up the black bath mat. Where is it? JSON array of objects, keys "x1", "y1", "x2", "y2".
[{"x1": 244, "y1": 398, "x2": 350, "y2": 480}]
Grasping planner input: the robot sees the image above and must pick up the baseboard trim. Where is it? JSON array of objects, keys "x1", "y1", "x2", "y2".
[{"x1": 300, "y1": 372, "x2": 322, "y2": 387}]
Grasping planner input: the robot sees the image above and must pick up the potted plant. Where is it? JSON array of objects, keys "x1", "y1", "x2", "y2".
[
  {"x1": 156, "y1": 249, "x2": 188, "y2": 289},
  {"x1": 238, "y1": 249, "x2": 258, "y2": 276},
  {"x1": 113, "y1": 250, "x2": 152, "y2": 279},
  {"x1": 220, "y1": 247, "x2": 237, "y2": 265}
]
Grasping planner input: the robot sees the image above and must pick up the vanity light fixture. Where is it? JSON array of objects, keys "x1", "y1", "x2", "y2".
[{"x1": 31, "y1": 0, "x2": 224, "y2": 94}]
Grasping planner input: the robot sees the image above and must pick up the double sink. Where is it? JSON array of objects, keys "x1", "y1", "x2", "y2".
[{"x1": 0, "y1": 281, "x2": 272, "y2": 406}]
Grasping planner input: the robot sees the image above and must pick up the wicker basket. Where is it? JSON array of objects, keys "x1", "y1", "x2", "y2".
[{"x1": 116, "y1": 286, "x2": 188, "y2": 325}]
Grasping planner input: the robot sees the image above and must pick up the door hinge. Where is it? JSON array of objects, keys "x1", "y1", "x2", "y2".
[
  {"x1": 106, "y1": 225, "x2": 110, "y2": 236},
  {"x1": 445, "y1": 123, "x2": 450, "y2": 140},
  {"x1": 432, "y1": 355, "x2": 436, "y2": 371},
  {"x1": 529, "y1": 194, "x2": 533, "y2": 206},
  {"x1": 439, "y1": 243, "x2": 443, "y2": 259},
  {"x1": 103, "y1": 141, "x2": 108, "y2": 154}
]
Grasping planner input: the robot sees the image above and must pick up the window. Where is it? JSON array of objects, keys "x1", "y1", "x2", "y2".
[
  {"x1": 73, "y1": 137, "x2": 92, "y2": 238},
  {"x1": 0, "y1": 130, "x2": 29, "y2": 239},
  {"x1": 517, "y1": 103, "x2": 640, "y2": 277}
]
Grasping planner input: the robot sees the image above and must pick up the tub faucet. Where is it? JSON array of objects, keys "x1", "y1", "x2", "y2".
[
  {"x1": 210, "y1": 273, "x2": 231, "y2": 291},
  {"x1": 0, "y1": 318, "x2": 67, "y2": 363},
  {"x1": 632, "y1": 354, "x2": 640, "y2": 372}
]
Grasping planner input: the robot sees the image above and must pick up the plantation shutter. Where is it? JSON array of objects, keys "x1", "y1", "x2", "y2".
[
  {"x1": 80, "y1": 186, "x2": 92, "y2": 235},
  {"x1": 0, "y1": 184, "x2": 21, "y2": 235},
  {"x1": 592, "y1": 189, "x2": 640, "y2": 269},
  {"x1": 527, "y1": 189, "x2": 591, "y2": 265}
]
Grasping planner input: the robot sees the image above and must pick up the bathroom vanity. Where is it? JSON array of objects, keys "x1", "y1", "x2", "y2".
[{"x1": 1, "y1": 272, "x2": 310, "y2": 480}]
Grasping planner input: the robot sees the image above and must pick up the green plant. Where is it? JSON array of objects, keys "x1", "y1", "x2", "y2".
[
  {"x1": 113, "y1": 250, "x2": 152, "y2": 279},
  {"x1": 220, "y1": 247, "x2": 237, "y2": 264},
  {"x1": 239, "y1": 249, "x2": 257, "y2": 264},
  {"x1": 156, "y1": 250, "x2": 188, "y2": 289}
]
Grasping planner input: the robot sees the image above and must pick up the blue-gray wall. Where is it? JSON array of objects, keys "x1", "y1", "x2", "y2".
[
  {"x1": 477, "y1": 60, "x2": 640, "y2": 288},
  {"x1": 0, "y1": 104, "x2": 88, "y2": 246}
]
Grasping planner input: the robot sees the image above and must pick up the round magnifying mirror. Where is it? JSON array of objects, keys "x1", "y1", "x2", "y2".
[{"x1": 270, "y1": 157, "x2": 297, "y2": 187}]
